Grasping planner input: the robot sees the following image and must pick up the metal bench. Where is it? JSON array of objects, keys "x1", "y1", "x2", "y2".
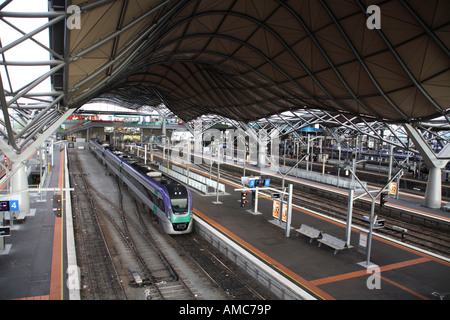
[
  {"x1": 296, "y1": 224, "x2": 322, "y2": 243},
  {"x1": 317, "y1": 233, "x2": 351, "y2": 255}
]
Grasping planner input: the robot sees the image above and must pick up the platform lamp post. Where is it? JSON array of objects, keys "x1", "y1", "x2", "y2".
[
  {"x1": 346, "y1": 188, "x2": 354, "y2": 247},
  {"x1": 186, "y1": 137, "x2": 192, "y2": 187},
  {"x1": 144, "y1": 144, "x2": 147, "y2": 164},
  {"x1": 344, "y1": 159, "x2": 367, "y2": 247},
  {"x1": 285, "y1": 184, "x2": 294, "y2": 237},
  {"x1": 335, "y1": 163, "x2": 404, "y2": 268},
  {"x1": 213, "y1": 134, "x2": 225, "y2": 205},
  {"x1": 277, "y1": 154, "x2": 308, "y2": 224}
]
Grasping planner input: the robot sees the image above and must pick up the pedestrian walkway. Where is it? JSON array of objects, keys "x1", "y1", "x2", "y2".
[{"x1": 0, "y1": 145, "x2": 75, "y2": 300}]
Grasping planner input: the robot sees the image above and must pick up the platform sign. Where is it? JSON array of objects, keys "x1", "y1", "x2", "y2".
[
  {"x1": 0, "y1": 200, "x2": 19, "y2": 211},
  {"x1": 272, "y1": 200, "x2": 287, "y2": 222},
  {"x1": 249, "y1": 178, "x2": 271, "y2": 188},
  {"x1": 389, "y1": 182, "x2": 397, "y2": 195},
  {"x1": 9, "y1": 200, "x2": 19, "y2": 211},
  {"x1": 241, "y1": 176, "x2": 260, "y2": 186},
  {"x1": 358, "y1": 232, "x2": 368, "y2": 254}
]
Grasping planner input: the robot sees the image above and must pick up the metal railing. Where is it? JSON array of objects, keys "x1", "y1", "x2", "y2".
[
  {"x1": 279, "y1": 164, "x2": 367, "y2": 191},
  {"x1": 159, "y1": 164, "x2": 225, "y2": 194}
]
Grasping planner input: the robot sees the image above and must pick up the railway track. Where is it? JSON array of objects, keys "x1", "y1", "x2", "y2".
[
  {"x1": 69, "y1": 153, "x2": 126, "y2": 300},
  {"x1": 173, "y1": 234, "x2": 277, "y2": 300},
  {"x1": 71, "y1": 147, "x2": 275, "y2": 300},
  {"x1": 101, "y1": 180, "x2": 197, "y2": 300},
  {"x1": 70, "y1": 150, "x2": 198, "y2": 300},
  {"x1": 194, "y1": 163, "x2": 450, "y2": 258},
  {"x1": 108, "y1": 146, "x2": 283, "y2": 299}
]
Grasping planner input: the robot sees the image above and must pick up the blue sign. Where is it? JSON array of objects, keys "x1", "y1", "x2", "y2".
[
  {"x1": 249, "y1": 179, "x2": 270, "y2": 188},
  {"x1": 300, "y1": 127, "x2": 322, "y2": 132},
  {"x1": 9, "y1": 200, "x2": 19, "y2": 211}
]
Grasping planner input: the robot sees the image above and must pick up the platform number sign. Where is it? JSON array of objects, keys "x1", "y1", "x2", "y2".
[
  {"x1": 249, "y1": 178, "x2": 271, "y2": 188},
  {"x1": 9, "y1": 200, "x2": 19, "y2": 211},
  {"x1": 0, "y1": 200, "x2": 19, "y2": 212}
]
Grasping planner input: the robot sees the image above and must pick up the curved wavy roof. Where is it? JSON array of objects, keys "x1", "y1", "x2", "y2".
[{"x1": 64, "y1": 0, "x2": 450, "y2": 123}]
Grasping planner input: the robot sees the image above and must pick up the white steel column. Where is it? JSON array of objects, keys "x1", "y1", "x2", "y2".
[
  {"x1": 425, "y1": 167, "x2": 442, "y2": 209},
  {"x1": 161, "y1": 117, "x2": 167, "y2": 145},
  {"x1": 404, "y1": 124, "x2": 448, "y2": 209},
  {"x1": 285, "y1": 184, "x2": 293, "y2": 238},
  {"x1": 10, "y1": 161, "x2": 30, "y2": 215},
  {"x1": 345, "y1": 189, "x2": 354, "y2": 247}
]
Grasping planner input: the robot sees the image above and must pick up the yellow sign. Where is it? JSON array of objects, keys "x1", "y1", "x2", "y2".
[
  {"x1": 272, "y1": 200, "x2": 287, "y2": 222},
  {"x1": 389, "y1": 182, "x2": 397, "y2": 195}
]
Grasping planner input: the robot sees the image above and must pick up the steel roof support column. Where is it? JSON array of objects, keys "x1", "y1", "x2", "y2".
[
  {"x1": 161, "y1": 117, "x2": 167, "y2": 145},
  {"x1": 236, "y1": 121, "x2": 266, "y2": 168},
  {"x1": 404, "y1": 124, "x2": 448, "y2": 209},
  {"x1": 257, "y1": 132, "x2": 267, "y2": 169},
  {"x1": 0, "y1": 107, "x2": 73, "y2": 219},
  {"x1": 425, "y1": 167, "x2": 442, "y2": 209},
  {"x1": 10, "y1": 161, "x2": 30, "y2": 216}
]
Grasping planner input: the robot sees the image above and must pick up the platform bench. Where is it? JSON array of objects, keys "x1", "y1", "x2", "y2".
[
  {"x1": 317, "y1": 233, "x2": 351, "y2": 255},
  {"x1": 296, "y1": 224, "x2": 322, "y2": 243}
]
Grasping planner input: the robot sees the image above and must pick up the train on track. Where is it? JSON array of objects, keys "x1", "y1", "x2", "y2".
[{"x1": 89, "y1": 140, "x2": 193, "y2": 235}]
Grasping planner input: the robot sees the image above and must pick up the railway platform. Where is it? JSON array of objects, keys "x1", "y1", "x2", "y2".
[
  {"x1": 1, "y1": 142, "x2": 449, "y2": 301},
  {"x1": 188, "y1": 162, "x2": 450, "y2": 300},
  {"x1": 0, "y1": 145, "x2": 75, "y2": 300},
  {"x1": 138, "y1": 145, "x2": 450, "y2": 300}
]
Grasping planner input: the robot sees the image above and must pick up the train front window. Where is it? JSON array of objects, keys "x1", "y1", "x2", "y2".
[
  {"x1": 167, "y1": 184, "x2": 189, "y2": 214},
  {"x1": 170, "y1": 197, "x2": 188, "y2": 213}
]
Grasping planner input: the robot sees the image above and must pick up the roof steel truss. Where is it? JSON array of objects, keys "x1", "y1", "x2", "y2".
[
  {"x1": 0, "y1": 0, "x2": 449, "y2": 160},
  {"x1": 0, "y1": 9, "x2": 67, "y2": 152}
]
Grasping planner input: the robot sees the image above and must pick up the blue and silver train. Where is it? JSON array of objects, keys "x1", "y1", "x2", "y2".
[{"x1": 89, "y1": 140, "x2": 193, "y2": 235}]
